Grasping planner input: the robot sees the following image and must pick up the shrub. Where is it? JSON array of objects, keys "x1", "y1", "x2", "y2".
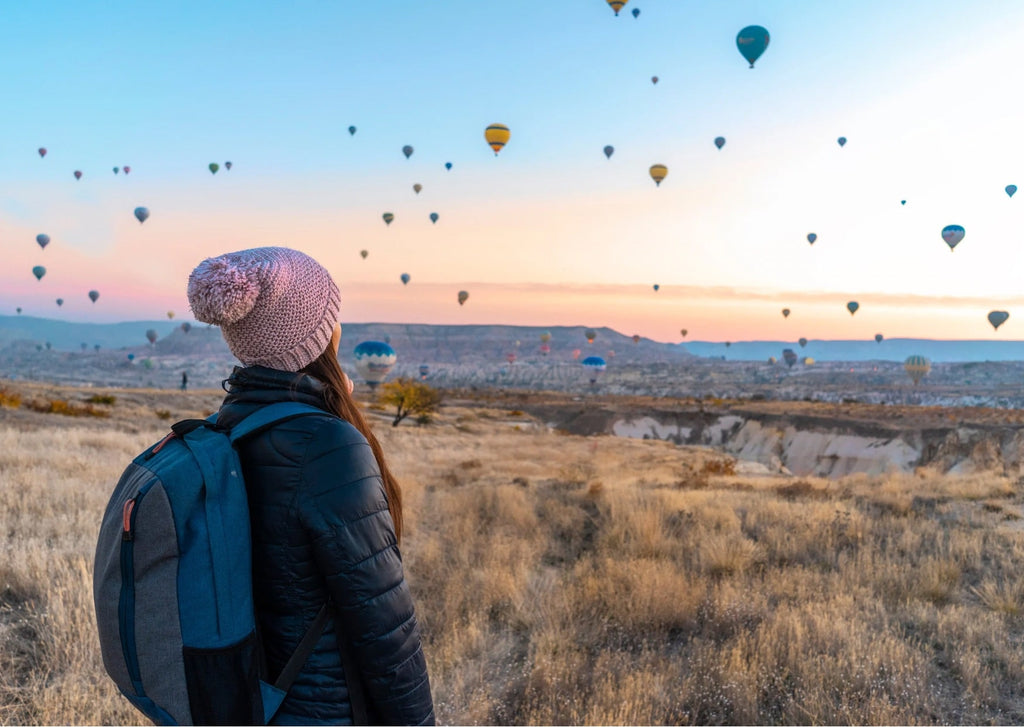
[
  {"x1": 26, "y1": 398, "x2": 109, "y2": 418},
  {"x1": 154, "y1": 409, "x2": 172, "y2": 420},
  {"x1": 86, "y1": 394, "x2": 117, "y2": 405},
  {"x1": 0, "y1": 387, "x2": 22, "y2": 409}
]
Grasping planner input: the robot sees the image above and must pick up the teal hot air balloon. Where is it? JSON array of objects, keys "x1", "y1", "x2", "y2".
[
  {"x1": 224, "y1": 161, "x2": 232, "y2": 170},
  {"x1": 807, "y1": 233, "x2": 817, "y2": 245},
  {"x1": 782, "y1": 308, "x2": 790, "y2": 318},
  {"x1": 714, "y1": 136, "x2": 725, "y2": 150},
  {"x1": 402, "y1": 145, "x2": 414, "y2": 159},
  {"x1": 837, "y1": 137, "x2": 847, "y2": 147},
  {"x1": 847, "y1": 301, "x2": 859, "y2": 315},
  {"x1": 798, "y1": 337, "x2": 807, "y2": 348},
  {"x1": 353, "y1": 340, "x2": 397, "y2": 389},
  {"x1": 581, "y1": 355, "x2": 607, "y2": 386},
  {"x1": 56, "y1": 298, "x2": 63, "y2": 307},
  {"x1": 383, "y1": 212, "x2": 394, "y2": 226},
  {"x1": 32, "y1": 265, "x2": 46, "y2": 281},
  {"x1": 430, "y1": 212, "x2": 439, "y2": 224},
  {"x1": 400, "y1": 273, "x2": 410, "y2": 285},
  {"x1": 782, "y1": 349, "x2": 797, "y2": 368},
  {"x1": 632, "y1": 7, "x2": 640, "y2": 18},
  {"x1": 603, "y1": 145, "x2": 614, "y2": 159},
  {"x1": 875, "y1": 333, "x2": 883, "y2": 343},
  {"x1": 901, "y1": 200, "x2": 906, "y2": 205},
  {"x1": 653, "y1": 284, "x2": 659, "y2": 292},
  {"x1": 988, "y1": 310, "x2": 1010, "y2": 330},
  {"x1": 348, "y1": 125, "x2": 357, "y2": 136},
  {"x1": 208, "y1": 162, "x2": 219, "y2": 175},
  {"x1": 941, "y1": 224, "x2": 965, "y2": 251},
  {"x1": 36, "y1": 234, "x2": 50, "y2": 249},
  {"x1": 1007, "y1": 185, "x2": 1017, "y2": 198},
  {"x1": 736, "y1": 25, "x2": 770, "y2": 68},
  {"x1": 445, "y1": 162, "x2": 452, "y2": 170},
  {"x1": 88, "y1": 290, "x2": 99, "y2": 303},
  {"x1": 134, "y1": 206, "x2": 150, "y2": 223}
]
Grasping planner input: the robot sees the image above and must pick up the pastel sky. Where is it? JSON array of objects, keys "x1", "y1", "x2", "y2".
[{"x1": 2, "y1": 0, "x2": 1024, "y2": 343}]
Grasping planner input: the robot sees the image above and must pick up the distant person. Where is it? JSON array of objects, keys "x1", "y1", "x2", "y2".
[
  {"x1": 180, "y1": 372, "x2": 188, "y2": 391},
  {"x1": 187, "y1": 246, "x2": 433, "y2": 725}
]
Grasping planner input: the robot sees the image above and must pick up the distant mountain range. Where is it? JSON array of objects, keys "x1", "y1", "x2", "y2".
[{"x1": 1, "y1": 315, "x2": 1023, "y2": 363}]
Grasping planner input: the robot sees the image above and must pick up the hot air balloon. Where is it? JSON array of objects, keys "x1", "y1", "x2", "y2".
[
  {"x1": 506, "y1": 352, "x2": 517, "y2": 364},
  {"x1": 572, "y1": 349, "x2": 581, "y2": 360},
  {"x1": 875, "y1": 333, "x2": 883, "y2": 343},
  {"x1": 167, "y1": 311, "x2": 175, "y2": 320},
  {"x1": 32, "y1": 266, "x2": 45, "y2": 281},
  {"x1": 837, "y1": 137, "x2": 847, "y2": 147},
  {"x1": 383, "y1": 212, "x2": 394, "y2": 226},
  {"x1": 1007, "y1": 185, "x2": 1017, "y2": 198},
  {"x1": 725, "y1": 342, "x2": 732, "y2": 348},
  {"x1": 782, "y1": 308, "x2": 790, "y2": 318},
  {"x1": 127, "y1": 353, "x2": 135, "y2": 362},
  {"x1": 904, "y1": 355, "x2": 931, "y2": 385},
  {"x1": 224, "y1": 162, "x2": 231, "y2": 170},
  {"x1": 16, "y1": 307, "x2": 21, "y2": 314},
  {"x1": 88, "y1": 290, "x2": 99, "y2": 303},
  {"x1": 419, "y1": 364, "x2": 430, "y2": 380},
  {"x1": 581, "y1": 355, "x2": 606, "y2": 385},
  {"x1": 651, "y1": 76, "x2": 659, "y2": 85},
  {"x1": 649, "y1": 164, "x2": 668, "y2": 186},
  {"x1": 38, "y1": 148, "x2": 46, "y2": 158},
  {"x1": 901, "y1": 200, "x2": 906, "y2": 205},
  {"x1": 680, "y1": 329, "x2": 688, "y2": 338},
  {"x1": 632, "y1": 334, "x2": 641, "y2": 344},
  {"x1": 413, "y1": 183, "x2": 422, "y2": 194},
  {"x1": 540, "y1": 331, "x2": 551, "y2": 343},
  {"x1": 714, "y1": 137, "x2": 726, "y2": 150},
  {"x1": 402, "y1": 145, "x2": 414, "y2": 159},
  {"x1": 485, "y1": 123, "x2": 510, "y2": 155},
  {"x1": 768, "y1": 356, "x2": 777, "y2": 365},
  {"x1": 798, "y1": 337, "x2": 807, "y2": 348},
  {"x1": 36, "y1": 234, "x2": 50, "y2": 249},
  {"x1": 181, "y1": 322, "x2": 192, "y2": 334},
  {"x1": 632, "y1": 7, "x2": 640, "y2": 18},
  {"x1": 603, "y1": 145, "x2": 614, "y2": 159},
  {"x1": 56, "y1": 298, "x2": 63, "y2": 307},
  {"x1": 988, "y1": 310, "x2": 1010, "y2": 330},
  {"x1": 847, "y1": 301, "x2": 859, "y2": 315},
  {"x1": 736, "y1": 25, "x2": 770, "y2": 68},
  {"x1": 113, "y1": 167, "x2": 120, "y2": 174},
  {"x1": 782, "y1": 349, "x2": 797, "y2": 368},
  {"x1": 146, "y1": 329, "x2": 158, "y2": 345},
  {"x1": 123, "y1": 165, "x2": 131, "y2": 174},
  {"x1": 430, "y1": 212, "x2": 439, "y2": 224},
  {"x1": 458, "y1": 290, "x2": 469, "y2": 306},
  {"x1": 653, "y1": 284, "x2": 660, "y2": 292},
  {"x1": 400, "y1": 273, "x2": 410, "y2": 285},
  {"x1": 208, "y1": 163, "x2": 219, "y2": 175},
  {"x1": 360, "y1": 250, "x2": 368, "y2": 259},
  {"x1": 445, "y1": 162, "x2": 452, "y2": 170},
  {"x1": 807, "y1": 233, "x2": 817, "y2": 245},
  {"x1": 585, "y1": 329, "x2": 597, "y2": 344},
  {"x1": 73, "y1": 170, "x2": 82, "y2": 180},
  {"x1": 540, "y1": 343, "x2": 550, "y2": 355},
  {"x1": 134, "y1": 207, "x2": 150, "y2": 223},
  {"x1": 606, "y1": 0, "x2": 628, "y2": 15},
  {"x1": 353, "y1": 340, "x2": 397, "y2": 389},
  {"x1": 941, "y1": 225, "x2": 965, "y2": 250},
  {"x1": 348, "y1": 126, "x2": 357, "y2": 136}
]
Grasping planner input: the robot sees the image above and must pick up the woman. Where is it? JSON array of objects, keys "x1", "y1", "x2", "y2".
[{"x1": 187, "y1": 246, "x2": 434, "y2": 726}]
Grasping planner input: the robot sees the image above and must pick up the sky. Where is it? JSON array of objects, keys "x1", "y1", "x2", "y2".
[{"x1": 2, "y1": 0, "x2": 1024, "y2": 344}]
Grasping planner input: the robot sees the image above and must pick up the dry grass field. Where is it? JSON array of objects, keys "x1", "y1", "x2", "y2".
[{"x1": 4, "y1": 381, "x2": 1024, "y2": 724}]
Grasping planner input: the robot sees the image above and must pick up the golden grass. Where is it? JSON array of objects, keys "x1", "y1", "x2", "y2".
[{"x1": 4, "y1": 387, "x2": 1024, "y2": 724}]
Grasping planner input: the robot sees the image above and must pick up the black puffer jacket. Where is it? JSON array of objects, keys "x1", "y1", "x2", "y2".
[{"x1": 217, "y1": 366, "x2": 434, "y2": 726}]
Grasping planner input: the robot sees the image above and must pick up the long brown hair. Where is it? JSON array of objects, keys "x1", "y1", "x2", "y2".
[{"x1": 300, "y1": 346, "x2": 404, "y2": 542}]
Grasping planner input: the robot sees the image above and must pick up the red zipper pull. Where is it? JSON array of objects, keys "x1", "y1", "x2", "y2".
[{"x1": 122, "y1": 499, "x2": 135, "y2": 541}]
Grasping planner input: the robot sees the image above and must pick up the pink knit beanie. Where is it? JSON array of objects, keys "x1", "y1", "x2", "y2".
[{"x1": 187, "y1": 246, "x2": 341, "y2": 372}]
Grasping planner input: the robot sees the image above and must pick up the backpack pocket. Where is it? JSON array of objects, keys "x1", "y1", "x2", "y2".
[{"x1": 183, "y1": 630, "x2": 264, "y2": 725}]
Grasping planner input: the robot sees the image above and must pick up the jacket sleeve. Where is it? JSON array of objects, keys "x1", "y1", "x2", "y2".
[{"x1": 297, "y1": 418, "x2": 435, "y2": 726}]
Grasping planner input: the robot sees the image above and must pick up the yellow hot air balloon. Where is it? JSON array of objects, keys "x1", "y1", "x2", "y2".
[
  {"x1": 649, "y1": 164, "x2": 668, "y2": 186},
  {"x1": 606, "y1": 0, "x2": 628, "y2": 15},
  {"x1": 484, "y1": 123, "x2": 510, "y2": 155},
  {"x1": 904, "y1": 355, "x2": 931, "y2": 385}
]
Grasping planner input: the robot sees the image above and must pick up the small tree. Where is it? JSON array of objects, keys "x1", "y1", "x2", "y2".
[{"x1": 377, "y1": 378, "x2": 443, "y2": 427}]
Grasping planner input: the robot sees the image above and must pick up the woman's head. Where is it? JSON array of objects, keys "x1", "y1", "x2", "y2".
[{"x1": 187, "y1": 246, "x2": 341, "y2": 371}]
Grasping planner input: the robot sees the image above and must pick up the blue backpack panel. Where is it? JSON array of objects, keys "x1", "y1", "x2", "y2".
[{"x1": 93, "y1": 402, "x2": 327, "y2": 726}]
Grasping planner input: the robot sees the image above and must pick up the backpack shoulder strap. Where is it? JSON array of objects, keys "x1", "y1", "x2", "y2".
[{"x1": 228, "y1": 402, "x2": 329, "y2": 445}]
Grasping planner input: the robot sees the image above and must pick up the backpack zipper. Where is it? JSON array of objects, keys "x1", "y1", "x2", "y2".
[{"x1": 119, "y1": 492, "x2": 145, "y2": 693}]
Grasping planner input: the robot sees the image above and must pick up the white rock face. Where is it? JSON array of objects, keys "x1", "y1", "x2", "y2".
[{"x1": 612, "y1": 417, "x2": 692, "y2": 442}]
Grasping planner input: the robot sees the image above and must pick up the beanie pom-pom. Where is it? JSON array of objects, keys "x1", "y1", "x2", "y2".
[{"x1": 187, "y1": 256, "x2": 261, "y2": 325}]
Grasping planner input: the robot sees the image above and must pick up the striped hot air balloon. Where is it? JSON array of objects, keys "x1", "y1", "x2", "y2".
[
  {"x1": 904, "y1": 355, "x2": 931, "y2": 385},
  {"x1": 649, "y1": 164, "x2": 668, "y2": 186},
  {"x1": 484, "y1": 124, "x2": 510, "y2": 155}
]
